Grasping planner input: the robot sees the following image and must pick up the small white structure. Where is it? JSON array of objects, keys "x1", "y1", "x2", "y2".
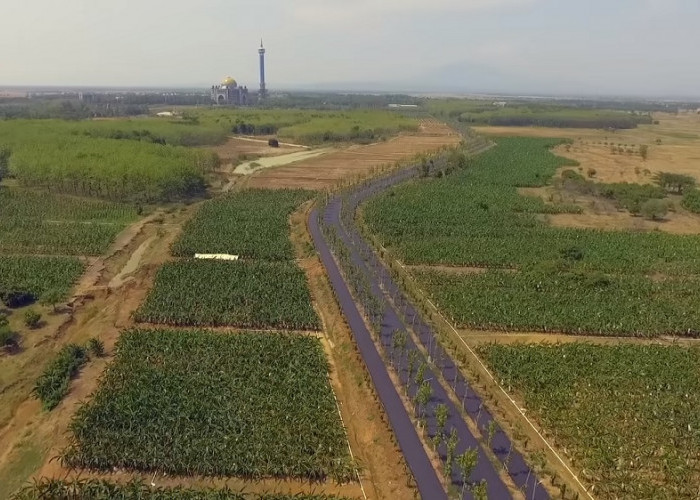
[
  {"x1": 194, "y1": 253, "x2": 239, "y2": 261},
  {"x1": 156, "y1": 111, "x2": 174, "y2": 117}
]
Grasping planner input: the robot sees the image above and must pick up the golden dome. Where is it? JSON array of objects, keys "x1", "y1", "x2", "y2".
[{"x1": 221, "y1": 76, "x2": 237, "y2": 87}]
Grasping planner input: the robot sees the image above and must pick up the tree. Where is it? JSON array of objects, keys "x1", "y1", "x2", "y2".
[
  {"x1": 640, "y1": 199, "x2": 669, "y2": 220},
  {"x1": 471, "y1": 480, "x2": 489, "y2": 500},
  {"x1": 456, "y1": 448, "x2": 479, "y2": 496},
  {"x1": 40, "y1": 289, "x2": 63, "y2": 313},
  {"x1": 639, "y1": 145, "x2": 649, "y2": 160},
  {"x1": 0, "y1": 147, "x2": 11, "y2": 183},
  {"x1": 655, "y1": 172, "x2": 696, "y2": 194},
  {"x1": 23, "y1": 309, "x2": 42, "y2": 329},
  {"x1": 435, "y1": 403, "x2": 449, "y2": 440},
  {"x1": 415, "y1": 381, "x2": 432, "y2": 419}
]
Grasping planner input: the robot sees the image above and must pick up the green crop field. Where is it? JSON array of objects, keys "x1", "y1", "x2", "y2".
[
  {"x1": 425, "y1": 99, "x2": 652, "y2": 129},
  {"x1": 0, "y1": 187, "x2": 137, "y2": 255},
  {"x1": 0, "y1": 256, "x2": 84, "y2": 305},
  {"x1": 479, "y1": 343, "x2": 700, "y2": 499},
  {"x1": 365, "y1": 137, "x2": 700, "y2": 335},
  {"x1": 173, "y1": 189, "x2": 313, "y2": 260},
  {"x1": 135, "y1": 260, "x2": 320, "y2": 330},
  {"x1": 64, "y1": 329, "x2": 353, "y2": 481},
  {"x1": 13, "y1": 479, "x2": 351, "y2": 500}
]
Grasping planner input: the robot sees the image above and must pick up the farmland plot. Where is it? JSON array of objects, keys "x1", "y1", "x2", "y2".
[
  {"x1": 135, "y1": 260, "x2": 320, "y2": 330},
  {"x1": 172, "y1": 189, "x2": 313, "y2": 260},
  {"x1": 63, "y1": 329, "x2": 353, "y2": 481},
  {"x1": 0, "y1": 256, "x2": 84, "y2": 303},
  {"x1": 364, "y1": 137, "x2": 700, "y2": 335},
  {"x1": 480, "y1": 343, "x2": 700, "y2": 500}
]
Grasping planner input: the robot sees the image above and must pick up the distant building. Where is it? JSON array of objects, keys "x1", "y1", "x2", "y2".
[
  {"x1": 388, "y1": 104, "x2": 418, "y2": 108},
  {"x1": 211, "y1": 40, "x2": 269, "y2": 106},
  {"x1": 211, "y1": 77, "x2": 249, "y2": 106}
]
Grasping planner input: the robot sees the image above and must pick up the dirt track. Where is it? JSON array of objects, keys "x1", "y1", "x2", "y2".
[{"x1": 248, "y1": 120, "x2": 461, "y2": 190}]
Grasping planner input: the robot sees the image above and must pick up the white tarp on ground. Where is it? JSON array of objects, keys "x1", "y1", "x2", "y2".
[{"x1": 194, "y1": 253, "x2": 239, "y2": 261}]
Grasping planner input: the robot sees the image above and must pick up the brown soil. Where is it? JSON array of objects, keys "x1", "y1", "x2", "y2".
[
  {"x1": 478, "y1": 114, "x2": 700, "y2": 234},
  {"x1": 248, "y1": 120, "x2": 461, "y2": 190},
  {"x1": 290, "y1": 202, "x2": 416, "y2": 500},
  {"x1": 0, "y1": 206, "x2": 196, "y2": 498}
]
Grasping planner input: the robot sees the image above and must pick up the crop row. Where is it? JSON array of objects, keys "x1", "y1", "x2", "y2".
[
  {"x1": 63, "y1": 329, "x2": 353, "y2": 481},
  {"x1": 13, "y1": 479, "x2": 351, "y2": 500},
  {"x1": 135, "y1": 260, "x2": 320, "y2": 330},
  {"x1": 173, "y1": 189, "x2": 313, "y2": 260},
  {"x1": 479, "y1": 343, "x2": 700, "y2": 499},
  {"x1": 415, "y1": 268, "x2": 700, "y2": 336},
  {"x1": 0, "y1": 256, "x2": 84, "y2": 305},
  {"x1": 365, "y1": 137, "x2": 700, "y2": 275}
]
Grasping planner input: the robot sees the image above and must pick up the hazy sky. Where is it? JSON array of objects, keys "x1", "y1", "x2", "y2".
[{"x1": 3, "y1": 0, "x2": 699, "y2": 97}]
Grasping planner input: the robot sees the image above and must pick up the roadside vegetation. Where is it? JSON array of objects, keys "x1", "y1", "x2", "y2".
[
  {"x1": 63, "y1": 329, "x2": 354, "y2": 481},
  {"x1": 480, "y1": 343, "x2": 700, "y2": 499}
]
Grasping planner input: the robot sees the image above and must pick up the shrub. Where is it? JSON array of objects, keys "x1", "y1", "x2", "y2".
[
  {"x1": 33, "y1": 344, "x2": 88, "y2": 410},
  {"x1": 682, "y1": 189, "x2": 700, "y2": 214},
  {"x1": 268, "y1": 138, "x2": 280, "y2": 147},
  {"x1": 587, "y1": 168, "x2": 597, "y2": 178},
  {"x1": 87, "y1": 337, "x2": 105, "y2": 358},
  {"x1": 23, "y1": 309, "x2": 42, "y2": 329},
  {"x1": 640, "y1": 199, "x2": 669, "y2": 220},
  {"x1": 655, "y1": 172, "x2": 696, "y2": 194}
]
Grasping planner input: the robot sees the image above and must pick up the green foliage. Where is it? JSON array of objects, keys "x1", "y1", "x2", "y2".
[
  {"x1": 0, "y1": 315, "x2": 17, "y2": 349},
  {"x1": 366, "y1": 138, "x2": 700, "y2": 275},
  {"x1": 12, "y1": 478, "x2": 351, "y2": 500},
  {"x1": 63, "y1": 329, "x2": 354, "y2": 481},
  {"x1": 640, "y1": 198, "x2": 670, "y2": 220},
  {"x1": 23, "y1": 309, "x2": 41, "y2": 329},
  {"x1": 0, "y1": 120, "x2": 217, "y2": 202},
  {"x1": 86, "y1": 337, "x2": 105, "y2": 357},
  {"x1": 0, "y1": 187, "x2": 137, "y2": 255},
  {"x1": 559, "y1": 171, "x2": 668, "y2": 212},
  {"x1": 655, "y1": 171, "x2": 696, "y2": 194},
  {"x1": 480, "y1": 343, "x2": 700, "y2": 499},
  {"x1": 135, "y1": 260, "x2": 320, "y2": 330},
  {"x1": 426, "y1": 99, "x2": 652, "y2": 129},
  {"x1": 415, "y1": 268, "x2": 700, "y2": 336},
  {"x1": 173, "y1": 189, "x2": 313, "y2": 260},
  {"x1": 0, "y1": 257, "x2": 84, "y2": 307},
  {"x1": 33, "y1": 344, "x2": 88, "y2": 410},
  {"x1": 681, "y1": 188, "x2": 700, "y2": 213}
]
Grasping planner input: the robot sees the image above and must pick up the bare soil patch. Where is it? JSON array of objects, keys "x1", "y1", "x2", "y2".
[
  {"x1": 249, "y1": 120, "x2": 461, "y2": 190},
  {"x1": 479, "y1": 114, "x2": 700, "y2": 234}
]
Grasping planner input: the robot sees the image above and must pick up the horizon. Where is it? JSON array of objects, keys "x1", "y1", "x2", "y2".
[{"x1": 3, "y1": 0, "x2": 700, "y2": 99}]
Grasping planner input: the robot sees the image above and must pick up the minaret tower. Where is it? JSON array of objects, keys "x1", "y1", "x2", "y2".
[{"x1": 258, "y1": 39, "x2": 267, "y2": 99}]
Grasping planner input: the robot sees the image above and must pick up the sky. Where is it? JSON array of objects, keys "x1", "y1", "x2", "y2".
[{"x1": 2, "y1": 0, "x2": 699, "y2": 97}]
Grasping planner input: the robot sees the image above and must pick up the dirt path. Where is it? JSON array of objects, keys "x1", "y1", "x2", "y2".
[
  {"x1": 233, "y1": 148, "x2": 333, "y2": 175},
  {"x1": 0, "y1": 206, "x2": 196, "y2": 499}
]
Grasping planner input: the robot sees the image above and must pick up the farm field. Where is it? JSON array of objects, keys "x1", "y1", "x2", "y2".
[
  {"x1": 135, "y1": 260, "x2": 320, "y2": 330},
  {"x1": 364, "y1": 136, "x2": 700, "y2": 336},
  {"x1": 172, "y1": 189, "x2": 313, "y2": 259},
  {"x1": 0, "y1": 256, "x2": 84, "y2": 305},
  {"x1": 13, "y1": 479, "x2": 351, "y2": 500},
  {"x1": 64, "y1": 329, "x2": 354, "y2": 481},
  {"x1": 479, "y1": 343, "x2": 700, "y2": 499},
  {"x1": 248, "y1": 119, "x2": 460, "y2": 190},
  {"x1": 0, "y1": 187, "x2": 137, "y2": 255}
]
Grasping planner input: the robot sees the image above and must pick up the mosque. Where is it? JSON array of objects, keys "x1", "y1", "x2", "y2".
[{"x1": 211, "y1": 40, "x2": 267, "y2": 106}]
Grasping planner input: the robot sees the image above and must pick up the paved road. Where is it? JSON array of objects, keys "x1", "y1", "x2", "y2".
[{"x1": 310, "y1": 158, "x2": 550, "y2": 499}]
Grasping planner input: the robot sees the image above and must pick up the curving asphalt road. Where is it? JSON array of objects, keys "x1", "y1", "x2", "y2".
[{"x1": 310, "y1": 157, "x2": 550, "y2": 499}]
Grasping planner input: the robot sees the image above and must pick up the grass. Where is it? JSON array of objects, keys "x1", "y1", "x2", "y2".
[
  {"x1": 63, "y1": 329, "x2": 353, "y2": 481},
  {"x1": 0, "y1": 440, "x2": 45, "y2": 500},
  {"x1": 479, "y1": 343, "x2": 700, "y2": 499},
  {"x1": 135, "y1": 260, "x2": 320, "y2": 330}
]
